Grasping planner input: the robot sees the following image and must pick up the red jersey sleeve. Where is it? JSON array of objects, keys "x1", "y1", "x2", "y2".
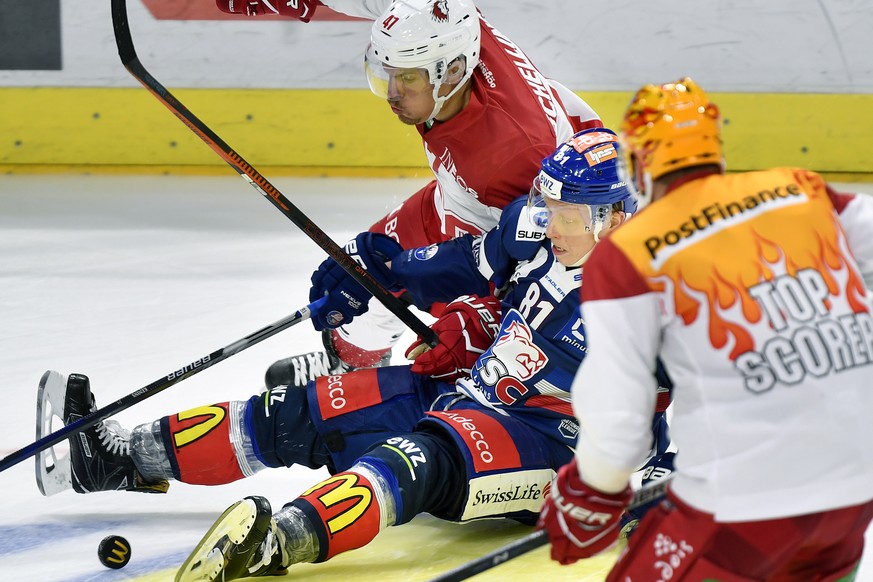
[{"x1": 582, "y1": 237, "x2": 650, "y2": 302}]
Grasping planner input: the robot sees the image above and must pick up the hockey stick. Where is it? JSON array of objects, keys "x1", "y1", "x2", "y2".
[
  {"x1": 0, "y1": 300, "x2": 322, "y2": 474},
  {"x1": 110, "y1": 0, "x2": 437, "y2": 348},
  {"x1": 429, "y1": 477, "x2": 672, "y2": 582}
]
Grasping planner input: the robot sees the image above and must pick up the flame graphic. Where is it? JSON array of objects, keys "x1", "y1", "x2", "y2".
[{"x1": 634, "y1": 170, "x2": 867, "y2": 361}]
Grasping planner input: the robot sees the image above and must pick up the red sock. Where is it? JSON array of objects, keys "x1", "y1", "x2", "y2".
[
  {"x1": 162, "y1": 403, "x2": 246, "y2": 485},
  {"x1": 331, "y1": 329, "x2": 392, "y2": 368},
  {"x1": 294, "y1": 469, "x2": 384, "y2": 561}
]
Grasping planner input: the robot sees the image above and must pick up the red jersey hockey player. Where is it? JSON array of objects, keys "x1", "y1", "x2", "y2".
[
  {"x1": 538, "y1": 77, "x2": 873, "y2": 580},
  {"x1": 217, "y1": 0, "x2": 602, "y2": 387}
]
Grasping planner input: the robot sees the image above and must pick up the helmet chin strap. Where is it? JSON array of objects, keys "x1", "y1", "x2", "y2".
[
  {"x1": 570, "y1": 220, "x2": 606, "y2": 267},
  {"x1": 571, "y1": 247, "x2": 595, "y2": 267},
  {"x1": 639, "y1": 171, "x2": 654, "y2": 209},
  {"x1": 426, "y1": 96, "x2": 446, "y2": 125},
  {"x1": 426, "y1": 67, "x2": 474, "y2": 124},
  {"x1": 570, "y1": 210, "x2": 633, "y2": 267}
]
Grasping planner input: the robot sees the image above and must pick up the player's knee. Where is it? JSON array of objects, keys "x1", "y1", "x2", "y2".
[
  {"x1": 358, "y1": 429, "x2": 464, "y2": 524},
  {"x1": 249, "y1": 386, "x2": 332, "y2": 470}
]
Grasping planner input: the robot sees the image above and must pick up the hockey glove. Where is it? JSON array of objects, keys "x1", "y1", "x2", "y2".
[
  {"x1": 405, "y1": 295, "x2": 501, "y2": 381},
  {"x1": 309, "y1": 232, "x2": 403, "y2": 331},
  {"x1": 216, "y1": 0, "x2": 318, "y2": 22},
  {"x1": 537, "y1": 461, "x2": 633, "y2": 565}
]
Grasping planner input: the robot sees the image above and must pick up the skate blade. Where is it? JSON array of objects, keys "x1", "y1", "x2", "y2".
[
  {"x1": 175, "y1": 498, "x2": 259, "y2": 582},
  {"x1": 35, "y1": 370, "x2": 72, "y2": 496}
]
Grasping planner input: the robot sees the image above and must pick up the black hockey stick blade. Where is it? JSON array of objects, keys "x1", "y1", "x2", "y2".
[
  {"x1": 428, "y1": 477, "x2": 672, "y2": 582},
  {"x1": 0, "y1": 300, "x2": 321, "y2": 474},
  {"x1": 110, "y1": 0, "x2": 438, "y2": 348}
]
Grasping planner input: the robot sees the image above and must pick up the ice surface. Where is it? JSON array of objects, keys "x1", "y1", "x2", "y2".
[{"x1": 0, "y1": 175, "x2": 870, "y2": 581}]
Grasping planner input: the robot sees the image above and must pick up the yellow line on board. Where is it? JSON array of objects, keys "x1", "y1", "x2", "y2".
[
  {"x1": 0, "y1": 163, "x2": 433, "y2": 178},
  {"x1": 2, "y1": 88, "x2": 872, "y2": 176}
]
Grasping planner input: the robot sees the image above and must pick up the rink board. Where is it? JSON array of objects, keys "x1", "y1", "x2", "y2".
[{"x1": 3, "y1": 88, "x2": 873, "y2": 177}]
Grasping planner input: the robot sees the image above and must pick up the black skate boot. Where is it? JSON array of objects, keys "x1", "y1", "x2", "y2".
[
  {"x1": 65, "y1": 373, "x2": 169, "y2": 494},
  {"x1": 264, "y1": 329, "x2": 391, "y2": 389},
  {"x1": 176, "y1": 496, "x2": 288, "y2": 582}
]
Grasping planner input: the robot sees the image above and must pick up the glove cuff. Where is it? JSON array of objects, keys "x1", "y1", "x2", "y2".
[{"x1": 364, "y1": 233, "x2": 404, "y2": 291}]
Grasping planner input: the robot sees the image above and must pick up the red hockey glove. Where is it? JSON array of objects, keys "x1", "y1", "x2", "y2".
[
  {"x1": 537, "y1": 461, "x2": 633, "y2": 565},
  {"x1": 216, "y1": 0, "x2": 318, "y2": 22},
  {"x1": 405, "y1": 295, "x2": 501, "y2": 381}
]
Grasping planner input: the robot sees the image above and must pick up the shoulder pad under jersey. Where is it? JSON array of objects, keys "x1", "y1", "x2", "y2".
[{"x1": 496, "y1": 196, "x2": 547, "y2": 262}]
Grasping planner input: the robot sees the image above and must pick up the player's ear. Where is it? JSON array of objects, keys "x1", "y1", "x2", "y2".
[
  {"x1": 611, "y1": 210, "x2": 627, "y2": 227},
  {"x1": 445, "y1": 57, "x2": 467, "y2": 84}
]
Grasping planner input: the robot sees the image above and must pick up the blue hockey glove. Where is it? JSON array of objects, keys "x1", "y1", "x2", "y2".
[{"x1": 309, "y1": 232, "x2": 403, "y2": 331}]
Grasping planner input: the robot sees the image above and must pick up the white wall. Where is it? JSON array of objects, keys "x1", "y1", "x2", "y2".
[{"x1": 1, "y1": 0, "x2": 871, "y2": 92}]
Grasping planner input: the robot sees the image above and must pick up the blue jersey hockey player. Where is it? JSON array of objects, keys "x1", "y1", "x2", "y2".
[{"x1": 36, "y1": 129, "x2": 664, "y2": 580}]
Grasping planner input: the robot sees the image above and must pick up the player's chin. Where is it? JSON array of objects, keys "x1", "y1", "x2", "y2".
[
  {"x1": 392, "y1": 108, "x2": 426, "y2": 125},
  {"x1": 395, "y1": 114, "x2": 421, "y2": 126}
]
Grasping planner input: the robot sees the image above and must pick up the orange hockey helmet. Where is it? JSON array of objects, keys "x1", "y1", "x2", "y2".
[{"x1": 621, "y1": 77, "x2": 724, "y2": 202}]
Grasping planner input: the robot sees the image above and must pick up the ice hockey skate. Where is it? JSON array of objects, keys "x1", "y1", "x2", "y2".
[
  {"x1": 176, "y1": 496, "x2": 287, "y2": 582},
  {"x1": 34, "y1": 370, "x2": 168, "y2": 496},
  {"x1": 264, "y1": 329, "x2": 390, "y2": 389}
]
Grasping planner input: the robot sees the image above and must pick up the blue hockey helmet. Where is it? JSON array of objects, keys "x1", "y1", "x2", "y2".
[{"x1": 528, "y1": 128, "x2": 637, "y2": 239}]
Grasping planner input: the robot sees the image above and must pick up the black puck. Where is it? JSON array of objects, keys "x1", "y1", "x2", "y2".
[{"x1": 98, "y1": 535, "x2": 131, "y2": 569}]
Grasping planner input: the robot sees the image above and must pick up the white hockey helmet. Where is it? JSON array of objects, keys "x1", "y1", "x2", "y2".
[{"x1": 365, "y1": 0, "x2": 481, "y2": 122}]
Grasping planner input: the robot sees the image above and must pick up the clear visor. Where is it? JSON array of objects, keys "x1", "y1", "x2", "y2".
[
  {"x1": 364, "y1": 44, "x2": 435, "y2": 99},
  {"x1": 526, "y1": 176, "x2": 614, "y2": 232}
]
